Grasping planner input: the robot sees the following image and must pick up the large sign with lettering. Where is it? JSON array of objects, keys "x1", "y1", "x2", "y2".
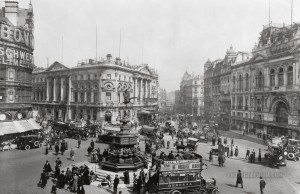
[
  {"x1": 161, "y1": 160, "x2": 201, "y2": 171},
  {"x1": 0, "y1": 24, "x2": 34, "y2": 69}
]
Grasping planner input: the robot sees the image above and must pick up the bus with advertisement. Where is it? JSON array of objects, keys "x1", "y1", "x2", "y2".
[{"x1": 145, "y1": 156, "x2": 218, "y2": 194}]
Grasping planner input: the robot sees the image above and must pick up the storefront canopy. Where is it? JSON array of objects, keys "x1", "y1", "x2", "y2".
[{"x1": 0, "y1": 119, "x2": 42, "y2": 136}]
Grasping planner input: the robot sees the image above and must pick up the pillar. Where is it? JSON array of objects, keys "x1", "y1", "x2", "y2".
[
  {"x1": 46, "y1": 78, "x2": 49, "y2": 101},
  {"x1": 145, "y1": 80, "x2": 148, "y2": 99},
  {"x1": 275, "y1": 72, "x2": 278, "y2": 86},
  {"x1": 84, "y1": 89, "x2": 87, "y2": 102},
  {"x1": 68, "y1": 76, "x2": 72, "y2": 102},
  {"x1": 134, "y1": 78, "x2": 138, "y2": 101},
  {"x1": 53, "y1": 77, "x2": 57, "y2": 101},
  {"x1": 139, "y1": 78, "x2": 142, "y2": 101},
  {"x1": 91, "y1": 91, "x2": 94, "y2": 103},
  {"x1": 78, "y1": 91, "x2": 80, "y2": 102},
  {"x1": 60, "y1": 77, "x2": 64, "y2": 101}
]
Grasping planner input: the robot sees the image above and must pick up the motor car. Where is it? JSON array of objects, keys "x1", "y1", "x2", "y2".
[
  {"x1": 264, "y1": 145, "x2": 287, "y2": 167},
  {"x1": 15, "y1": 135, "x2": 44, "y2": 150},
  {"x1": 176, "y1": 137, "x2": 199, "y2": 152}
]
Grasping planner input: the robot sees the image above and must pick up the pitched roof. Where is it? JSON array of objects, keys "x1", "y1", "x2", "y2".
[{"x1": 45, "y1": 61, "x2": 69, "y2": 72}]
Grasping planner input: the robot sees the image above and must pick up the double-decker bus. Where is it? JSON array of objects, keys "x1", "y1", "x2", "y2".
[{"x1": 146, "y1": 157, "x2": 218, "y2": 194}]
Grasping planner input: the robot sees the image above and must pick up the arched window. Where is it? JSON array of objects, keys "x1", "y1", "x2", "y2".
[
  {"x1": 238, "y1": 75, "x2": 243, "y2": 91},
  {"x1": 278, "y1": 68, "x2": 284, "y2": 86},
  {"x1": 232, "y1": 76, "x2": 236, "y2": 91},
  {"x1": 245, "y1": 73, "x2": 249, "y2": 91},
  {"x1": 270, "y1": 69, "x2": 275, "y2": 86},
  {"x1": 287, "y1": 66, "x2": 293, "y2": 85},
  {"x1": 257, "y1": 71, "x2": 264, "y2": 88}
]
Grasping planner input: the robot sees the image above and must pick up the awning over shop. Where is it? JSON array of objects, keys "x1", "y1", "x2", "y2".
[
  {"x1": 137, "y1": 110, "x2": 151, "y2": 115},
  {"x1": 0, "y1": 119, "x2": 42, "y2": 136}
]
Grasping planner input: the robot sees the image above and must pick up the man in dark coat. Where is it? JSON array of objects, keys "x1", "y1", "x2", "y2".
[
  {"x1": 43, "y1": 160, "x2": 52, "y2": 176},
  {"x1": 90, "y1": 140, "x2": 95, "y2": 150},
  {"x1": 55, "y1": 157, "x2": 62, "y2": 167},
  {"x1": 236, "y1": 170, "x2": 243, "y2": 188},
  {"x1": 58, "y1": 171, "x2": 66, "y2": 189},
  {"x1": 55, "y1": 165, "x2": 60, "y2": 179},
  {"x1": 113, "y1": 175, "x2": 120, "y2": 194},
  {"x1": 40, "y1": 170, "x2": 47, "y2": 188},
  {"x1": 60, "y1": 141, "x2": 66, "y2": 155},
  {"x1": 55, "y1": 143, "x2": 59, "y2": 155}
]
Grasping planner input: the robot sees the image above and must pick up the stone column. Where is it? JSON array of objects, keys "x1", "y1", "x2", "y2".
[
  {"x1": 91, "y1": 91, "x2": 94, "y2": 103},
  {"x1": 53, "y1": 77, "x2": 57, "y2": 101},
  {"x1": 84, "y1": 89, "x2": 87, "y2": 102},
  {"x1": 46, "y1": 78, "x2": 50, "y2": 101},
  {"x1": 293, "y1": 62, "x2": 297, "y2": 84},
  {"x1": 68, "y1": 76, "x2": 72, "y2": 102},
  {"x1": 145, "y1": 80, "x2": 148, "y2": 99},
  {"x1": 60, "y1": 77, "x2": 64, "y2": 101},
  {"x1": 139, "y1": 78, "x2": 142, "y2": 101},
  {"x1": 134, "y1": 78, "x2": 138, "y2": 101}
]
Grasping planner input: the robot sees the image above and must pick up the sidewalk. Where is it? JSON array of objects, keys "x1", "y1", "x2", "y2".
[{"x1": 220, "y1": 130, "x2": 268, "y2": 145}]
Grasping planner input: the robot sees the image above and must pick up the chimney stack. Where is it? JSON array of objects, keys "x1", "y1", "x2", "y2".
[{"x1": 4, "y1": 1, "x2": 19, "y2": 26}]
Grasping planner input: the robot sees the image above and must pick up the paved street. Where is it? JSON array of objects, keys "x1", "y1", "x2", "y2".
[{"x1": 1, "y1": 126, "x2": 300, "y2": 194}]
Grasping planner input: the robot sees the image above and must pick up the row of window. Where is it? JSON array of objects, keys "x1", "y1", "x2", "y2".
[{"x1": 232, "y1": 66, "x2": 294, "y2": 91}]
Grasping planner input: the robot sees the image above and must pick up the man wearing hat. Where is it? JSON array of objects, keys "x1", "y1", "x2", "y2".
[{"x1": 259, "y1": 176, "x2": 266, "y2": 194}]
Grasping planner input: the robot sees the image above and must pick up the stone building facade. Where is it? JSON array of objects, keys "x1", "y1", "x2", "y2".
[
  {"x1": 204, "y1": 46, "x2": 249, "y2": 126},
  {"x1": 231, "y1": 23, "x2": 300, "y2": 139},
  {"x1": 32, "y1": 55, "x2": 159, "y2": 124},
  {"x1": 177, "y1": 71, "x2": 204, "y2": 117},
  {"x1": 0, "y1": 1, "x2": 35, "y2": 124}
]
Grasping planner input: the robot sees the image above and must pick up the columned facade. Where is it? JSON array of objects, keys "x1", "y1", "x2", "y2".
[{"x1": 32, "y1": 56, "x2": 159, "y2": 125}]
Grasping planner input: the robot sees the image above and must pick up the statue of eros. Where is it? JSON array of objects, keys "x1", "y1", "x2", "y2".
[{"x1": 123, "y1": 89, "x2": 137, "y2": 106}]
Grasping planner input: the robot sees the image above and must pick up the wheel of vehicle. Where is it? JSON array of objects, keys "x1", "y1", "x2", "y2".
[
  {"x1": 211, "y1": 188, "x2": 219, "y2": 194},
  {"x1": 169, "y1": 190, "x2": 182, "y2": 194},
  {"x1": 295, "y1": 148, "x2": 300, "y2": 154},
  {"x1": 294, "y1": 156, "x2": 300, "y2": 162},
  {"x1": 290, "y1": 147, "x2": 295, "y2": 152},
  {"x1": 288, "y1": 153, "x2": 295, "y2": 160},
  {"x1": 34, "y1": 141, "x2": 39, "y2": 147},
  {"x1": 25, "y1": 145, "x2": 30, "y2": 150}
]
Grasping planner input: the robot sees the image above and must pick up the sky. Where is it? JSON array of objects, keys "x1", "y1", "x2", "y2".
[{"x1": 12, "y1": 0, "x2": 300, "y2": 91}]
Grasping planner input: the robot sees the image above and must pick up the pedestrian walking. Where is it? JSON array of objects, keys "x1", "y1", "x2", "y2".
[
  {"x1": 234, "y1": 146, "x2": 239, "y2": 157},
  {"x1": 231, "y1": 138, "x2": 234, "y2": 147},
  {"x1": 236, "y1": 170, "x2": 243, "y2": 188},
  {"x1": 39, "y1": 170, "x2": 47, "y2": 188},
  {"x1": 70, "y1": 148, "x2": 75, "y2": 161},
  {"x1": 113, "y1": 175, "x2": 120, "y2": 194},
  {"x1": 223, "y1": 137, "x2": 227, "y2": 145},
  {"x1": 43, "y1": 160, "x2": 52, "y2": 176},
  {"x1": 78, "y1": 135, "x2": 81, "y2": 148},
  {"x1": 259, "y1": 176, "x2": 266, "y2": 194},
  {"x1": 167, "y1": 141, "x2": 170, "y2": 149},
  {"x1": 252, "y1": 149, "x2": 256, "y2": 163},
  {"x1": 51, "y1": 182, "x2": 57, "y2": 194},
  {"x1": 55, "y1": 143, "x2": 59, "y2": 155},
  {"x1": 246, "y1": 148, "x2": 250, "y2": 159},
  {"x1": 60, "y1": 141, "x2": 66, "y2": 155},
  {"x1": 90, "y1": 139, "x2": 95, "y2": 150},
  {"x1": 258, "y1": 148, "x2": 262, "y2": 162}
]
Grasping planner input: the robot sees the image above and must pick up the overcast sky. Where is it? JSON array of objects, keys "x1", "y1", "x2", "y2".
[{"x1": 13, "y1": 0, "x2": 300, "y2": 91}]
